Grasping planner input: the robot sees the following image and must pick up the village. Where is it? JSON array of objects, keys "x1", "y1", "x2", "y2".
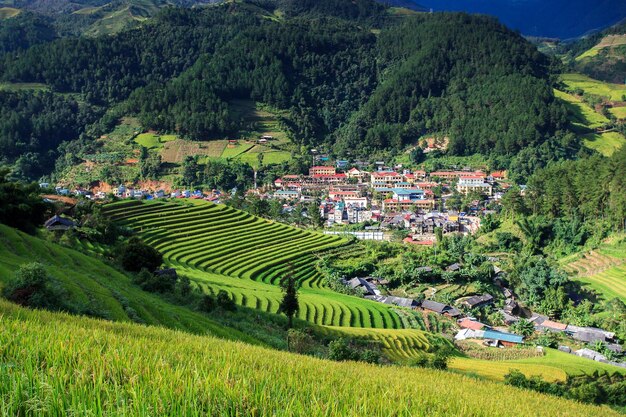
[{"x1": 44, "y1": 155, "x2": 510, "y2": 244}]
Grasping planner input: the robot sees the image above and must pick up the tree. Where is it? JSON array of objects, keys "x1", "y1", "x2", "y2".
[
  {"x1": 216, "y1": 290, "x2": 237, "y2": 311},
  {"x1": 510, "y1": 318, "x2": 535, "y2": 337},
  {"x1": 279, "y1": 267, "x2": 299, "y2": 329},
  {"x1": 2, "y1": 262, "x2": 67, "y2": 311},
  {"x1": 0, "y1": 168, "x2": 49, "y2": 233},
  {"x1": 119, "y1": 237, "x2": 163, "y2": 272}
]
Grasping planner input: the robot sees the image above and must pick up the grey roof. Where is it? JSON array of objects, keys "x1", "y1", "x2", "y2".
[
  {"x1": 421, "y1": 300, "x2": 447, "y2": 314},
  {"x1": 462, "y1": 294, "x2": 494, "y2": 308},
  {"x1": 44, "y1": 215, "x2": 75, "y2": 229},
  {"x1": 446, "y1": 263, "x2": 461, "y2": 272},
  {"x1": 384, "y1": 296, "x2": 417, "y2": 308}
]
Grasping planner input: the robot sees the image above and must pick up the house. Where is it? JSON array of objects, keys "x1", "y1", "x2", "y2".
[
  {"x1": 456, "y1": 175, "x2": 493, "y2": 196},
  {"x1": 273, "y1": 190, "x2": 300, "y2": 200},
  {"x1": 454, "y1": 329, "x2": 523, "y2": 347},
  {"x1": 383, "y1": 296, "x2": 419, "y2": 308},
  {"x1": 344, "y1": 197, "x2": 368, "y2": 208},
  {"x1": 421, "y1": 300, "x2": 462, "y2": 317},
  {"x1": 44, "y1": 215, "x2": 76, "y2": 231},
  {"x1": 575, "y1": 348, "x2": 607, "y2": 362},
  {"x1": 346, "y1": 168, "x2": 366, "y2": 180},
  {"x1": 336, "y1": 160, "x2": 349, "y2": 169},
  {"x1": 460, "y1": 294, "x2": 494, "y2": 309},
  {"x1": 309, "y1": 166, "x2": 336, "y2": 176},
  {"x1": 536, "y1": 320, "x2": 568, "y2": 333},
  {"x1": 458, "y1": 318, "x2": 487, "y2": 331},
  {"x1": 345, "y1": 278, "x2": 380, "y2": 296},
  {"x1": 566, "y1": 325, "x2": 615, "y2": 343},
  {"x1": 370, "y1": 171, "x2": 404, "y2": 188},
  {"x1": 446, "y1": 263, "x2": 461, "y2": 272},
  {"x1": 482, "y1": 330, "x2": 524, "y2": 347}
]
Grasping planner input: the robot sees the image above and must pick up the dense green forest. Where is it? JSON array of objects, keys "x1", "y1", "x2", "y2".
[{"x1": 0, "y1": 0, "x2": 575, "y2": 180}]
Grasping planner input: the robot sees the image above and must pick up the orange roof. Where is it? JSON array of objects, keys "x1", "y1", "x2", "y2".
[
  {"x1": 540, "y1": 320, "x2": 567, "y2": 330},
  {"x1": 459, "y1": 318, "x2": 485, "y2": 331},
  {"x1": 372, "y1": 171, "x2": 400, "y2": 177}
]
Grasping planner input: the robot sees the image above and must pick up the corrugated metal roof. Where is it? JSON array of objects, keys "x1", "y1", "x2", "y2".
[{"x1": 482, "y1": 330, "x2": 523, "y2": 344}]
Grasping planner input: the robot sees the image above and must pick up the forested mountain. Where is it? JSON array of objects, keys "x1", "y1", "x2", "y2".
[{"x1": 0, "y1": 0, "x2": 571, "y2": 180}]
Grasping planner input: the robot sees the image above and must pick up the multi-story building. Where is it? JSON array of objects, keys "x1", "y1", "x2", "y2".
[
  {"x1": 309, "y1": 166, "x2": 336, "y2": 176},
  {"x1": 456, "y1": 175, "x2": 493, "y2": 196}
]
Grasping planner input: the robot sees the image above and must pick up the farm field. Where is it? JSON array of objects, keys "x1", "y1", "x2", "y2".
[
  {"x1": 576, "y1": 34, "x2": 626, "y2": 60},
  {"x1": 0, "y1": 6, "x2": 19, "y2": 18},
  {"x1": 582, "y1": 132, "x2": 626, "y2": 157},
  {"x1": 0, "y1": 301, "x2": 616, "y2": 417},
  {"x1": 134, "y1": 132, "x2": 178, "y2": 150},
  {"x1": 562, "y1": 235, "x2": 626, "y2": 302},
  {"x1": 553, "y1": 89, "x2": 609, "y2": 130},
  {"x1": 0, "y1": 82, "x2": 49, "y2": 91},
  {"x1": 450, "y1": 348, "x2": 625, "y2": 382},
  {"x1": 103, "y1": 200, "x2": 407, "y2": 329},
  {"x1": 609, "y1": 105, "x2": 626, "y2": 119},
  {"x1": 560, "y1": 73, "x2": 626, "y2": 102}
]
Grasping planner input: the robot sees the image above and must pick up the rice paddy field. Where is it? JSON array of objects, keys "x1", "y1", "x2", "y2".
[
  {"x1": 134, "y1": 132, "x2": 178, "y2": 150},
  {"x1": 0, "y1": 300, "x2": 619, "y2": 417},
  {"x1": 576, "y1": 34, "x2": 626, "y2": 60},
  {"x1": 562, "y1": 235, "x2": 626, "y2": 302},
  {"x1": 553, "y1": 89, "x2": 609, "y2": 130},
  {"x1": 560, "y1": 73, "x2": 626, "y2": 102},
  {"x1": 103, "y1": 199, "x2": 407, "y2": 329},
  {"x1": 449, "y1": 348, "x2": 625, "y2": 382},
  {"x1": 582, "y1": 132, "x2": 626, "y2": 157},
  {"x1": 0, "y1": 224, "x2": 256, "y2": 342},
  {"x1": 0, "y1": 6, "x2": 19, "y2": 18}
]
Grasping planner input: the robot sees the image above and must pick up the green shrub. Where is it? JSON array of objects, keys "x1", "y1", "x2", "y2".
[
  {"x1": 216, "y1": 290, "x2": 236, "y2": 311},
  {"x1": 1, "y1": 262, "x2": 67, "y2": 311},
  {"x1": 199, "y1": 294, "x2": 216, "y2": 313},
  {"x1": 119, "y1": 237, "x2": 163, "y2": 273}
]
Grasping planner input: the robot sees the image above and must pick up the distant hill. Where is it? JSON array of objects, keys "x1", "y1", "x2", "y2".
[
  {"x1": 384, "y1": 0, "x2": 626, "y2": 39},
  {"x1": 567, "y1": 21, "x2": 626, "y2": 84}
]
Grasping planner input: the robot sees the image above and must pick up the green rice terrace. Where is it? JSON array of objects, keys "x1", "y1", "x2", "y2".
[
  {"x1": 102, "y1": 199, "x2": 410, "y2": 329},
  {"x1": 562, "y1": 235, "x2": 626, "y2": 303},
  {"x1": 0, "y1": 300, "x2": 617, "y2": 417}
]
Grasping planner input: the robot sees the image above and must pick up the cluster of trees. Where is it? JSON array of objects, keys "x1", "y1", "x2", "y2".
[
  {"x1": 524, "y1": 147, "x2": 626, "y2": 231},
  {"x1": 0, "y1": 168, "x2": 49, "y2": 233},
  {"x1": 0, "y1": 91, "x2": 102, "y2": 179},
  {"x1": 181, "y1": 157, "x2": 255, "y2": 191},
  {"x1": 505, "y1": 370, "x2": 626, "y2": 409},
  {"x1": 0, "y1": 12, "x2": 57, "y2": 55}
]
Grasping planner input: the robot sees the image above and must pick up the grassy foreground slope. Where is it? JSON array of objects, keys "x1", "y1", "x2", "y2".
[
  {"x1": 0, "y1": 300, "x2": 618, "y2": 417},
  {"x1": 0, "y1": 224, "x2": 258, "y2": 343},
  {"x1": 104, "y1": 200, "x2": 408, "y2": 329}
]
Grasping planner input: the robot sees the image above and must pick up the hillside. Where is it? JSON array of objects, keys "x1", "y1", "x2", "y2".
[
  {"x1": 0, "y1": 223, "x2": 259, "y2": 342},
  {"x1": 0, "y1": 1, "x2": 571, "y2": 181},
  {"x1": 567, "y1": 21, "x2": 626, "y2": 84},
  {"x1": 0, "y1": 298, "x2": 619, "y2": 416}
]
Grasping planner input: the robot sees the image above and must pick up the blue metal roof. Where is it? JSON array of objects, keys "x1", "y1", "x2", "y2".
[{"x1": 482, "y1": 330, "x2": 523, "y2": 344}]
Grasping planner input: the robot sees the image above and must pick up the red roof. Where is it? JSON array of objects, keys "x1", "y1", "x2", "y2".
[
  {"x1": 459, "y1": 318, "x2": 485, "y2": 331},
  {"x1": 460, "y1": 175, "x2": 485, "y2": 180},
  {"x1": 274, "y1": 178, "x2": 283, "y2": 183}
]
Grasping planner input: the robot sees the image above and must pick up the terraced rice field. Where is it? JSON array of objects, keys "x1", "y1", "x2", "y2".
[
  {"x1": 450, "y1": 348, "x2": 625, "y2": 382},
  {"x1": 103, "y1": 200, "x2": 406, "y2": 329},
  {"x1": 562, "y1": 237, "x2": 626, "y2": 302},
  {"x1": 321, "y1": 326, "x2": 435, "y2": 361},
  {"x1": 561, "y1": 73, "x2": 626, "y2": 102}
]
